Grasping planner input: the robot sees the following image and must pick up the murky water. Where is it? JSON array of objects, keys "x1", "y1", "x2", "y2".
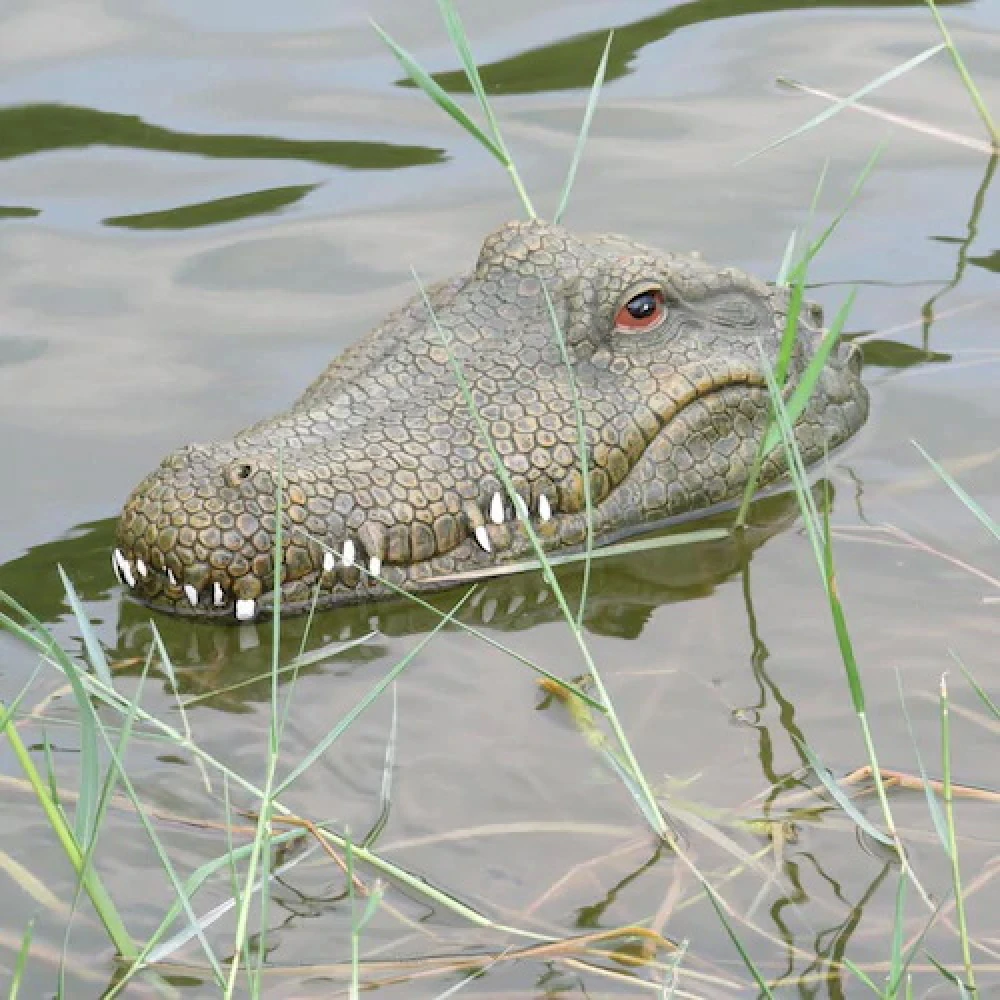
[{"x1": 1, "y1": 0, "x2": 998, "y2": 995}]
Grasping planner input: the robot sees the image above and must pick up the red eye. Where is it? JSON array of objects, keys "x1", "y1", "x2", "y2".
[{"x1": 615, "y1": 289, "x2": 666, "y2": 332}]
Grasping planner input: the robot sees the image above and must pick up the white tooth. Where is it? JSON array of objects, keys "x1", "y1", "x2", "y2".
[
  {"x1": 213, "y1": 582, "x2": 225, "y2": 606},
  {"x1": 114, "y1": 549, "x2": 135, "y2": 587},
  {"x1": 490, "y1": 491, "x2": 504, "y2": 524},
  {"x1": 167, "y1": 569, "x2": 177, "y2": 587},
  {"x1": 235, "y1": 598, "x2": 256, "y2": 621},
  {"x1": 111, "y1": 552, "x2": 124, "y2": 585},
  {"x1": 369, "y1": 556, "x2": 381, "y2": 578},
  {"x1": 136, "y1": 558, "x2": 148, "y2": 578},
  {"x1": 323, "y1": 551, "x2": 335, "y2": 572},
  {"x1": 184, "y1": 584, "x2": 198, "y2": 607},
  {"x1": 539, "y1": 494, "x2": 552, "y2": 522},
  {"x1": 343, "y1": 539, "x2": 356, "y2": 567},
  {"x1": 474, "y1": 525, "x2": 492, "y2": 552}
]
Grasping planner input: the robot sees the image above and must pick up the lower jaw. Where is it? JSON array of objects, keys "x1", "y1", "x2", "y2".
[{"x1": 131, "y1": 570, "x2": 481, "y2": 622}]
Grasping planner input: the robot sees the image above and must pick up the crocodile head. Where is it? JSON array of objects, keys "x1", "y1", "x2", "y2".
[{"x1": 114, "y1": 219, "x2": 868, "y2": 621}]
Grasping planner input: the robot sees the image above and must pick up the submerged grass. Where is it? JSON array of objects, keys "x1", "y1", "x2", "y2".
[{"x1": 1, "y1": 1, "x2": 998, "y2": 996}]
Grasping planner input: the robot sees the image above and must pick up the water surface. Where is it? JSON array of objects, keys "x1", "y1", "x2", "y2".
[{"x1": 1, "y1": 0, "x2": 998, "y2": 995}]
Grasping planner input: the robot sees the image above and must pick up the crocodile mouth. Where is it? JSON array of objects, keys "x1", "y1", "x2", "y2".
[{"x1": 111, "y1": 370, "x2": 827, "y2": 624}]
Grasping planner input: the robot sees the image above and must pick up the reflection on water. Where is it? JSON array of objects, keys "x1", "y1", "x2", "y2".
[
  {"x1": 0, "y1": 488, "x2": 806, "y2": 710},
  {"x1": 0, "y1": 103, "x2": 445, "y2": 170},
  {"x1": 919, "y1": 153, "x2": 998, "y2": 350},
  {"x1": 0, "y1": 102, "x2": 445, "y2": 228},
  {"x1": 412, "y1": 0, "x2": 964, "y2": 94},
  {"x1": 103, "y1": 182, "x2": 321, "y2": 230}
]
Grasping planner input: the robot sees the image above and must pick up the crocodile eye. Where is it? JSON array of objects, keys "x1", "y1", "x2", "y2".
[{"x1": 615, "y1": 289, "x2": 666, "y2": 332}]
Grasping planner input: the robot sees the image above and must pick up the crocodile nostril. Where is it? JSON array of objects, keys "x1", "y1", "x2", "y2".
[{"x1": 225, "y1": 460, "x2": 259, "y2": 488}]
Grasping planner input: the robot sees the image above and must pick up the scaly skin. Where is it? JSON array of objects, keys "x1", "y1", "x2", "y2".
[{"x1": 114, "y1": 220, "x2": 868, "y2": 621}]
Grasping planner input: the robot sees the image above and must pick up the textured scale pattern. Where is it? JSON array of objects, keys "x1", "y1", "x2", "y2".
[{"x1": 114, "y1": 220, "x2": 869, "y2": 620}]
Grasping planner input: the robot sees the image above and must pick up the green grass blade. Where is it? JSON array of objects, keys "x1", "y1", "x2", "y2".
[
  {"x1": 435, "y1": 0, "x2": 535, "y2": 217},
  {"x1": 275, "y1": 587, "x2": 475, "y2": 796},
  {"x1": 540, "y1": 282, "x2": 594, "y2": 626},
  {"x1": 738, "y1": 44, "x2": 945, "y2": 164},
  {"x1": 364, "y1": 685, "x2": 398, "y2": 849},
  {"x1": 772, "y1": 271, "x2": 806, "y2": 388},
  {"x1": 660, "y1": 939, "x2": 688, "y2": 998},
  {"x1": 8, "y1": 917, "x2": 34, "y2": 1000},
  {"x1": 413, "y1": 267, "x2": 668, "y2": 838},
  {"x1": 300, "y1": 532, "x2": 607, "y2": 711},
  {"x1": 912, "y1": 440, "x2": 1000, "y2": 542},
  {"x1": 924, "y1": 0, "x2": 998, "y2": 144},
  {"x1": 791, "y1": 146, "x2": 886, "y2": 286},
  {"x1": 735, "y1": 145, "x2": 877, "y2": 526},
  {"x1": 554, "y1": 32, "x2": 613, "y2": 224},
  {"x1": 950, "y1": 649, "x2": 1000, "y2": 722},
  {"x1": 46, "y1": 590, "x2": 103, "y2": 850},
  {"x1": 181, "y1": 631, "x2": 376, "y2": 708},
  {"x1": 775, "y1": 230, "x2": 798, "y2": 287},
  {"x1": 286, "y1": 632, "x2": 378, "y2": 671},
  {"x1": 764, "y1": 347, "x2": 917, "y2": 868},
  {"x1": 925, "y1": 952, "x2": 973, "y2": 997},
  {"x1": 761, "y1": 290, "x2": 857, "y2": 458},
  {"x1": 888, "y1": 871, "x2": 907, "y2": 991},
  {"x1": 822, "y1": 497, "x2": 867, "y2": 717},
  {"x1": 151, "y1": 623, "x2": 212, "y2": 794},
  {"x1": 139, "y1": 830, "x2": 312, "y2": 967},
  {"x1": 40, "y1": 734, "x2": 62, "y2": 813},
  {"x1": 895, "y1": 669, "x2": 949, "y2": 851},
  {"x1": 370, "y1": 20, "x2": 504, "y2": 164},
  {"x1": 843, "y1": 957, "x2": 882, "y2": 993},
  {"x1": 2, "y1": 706, "x2": 136, "y2": 958},
  {"x1": 100, "y1": 657, "x2": 226, "y2": 985},
  {"x1": 702, "y1": 884, "x2": 775, "y2": 998},
  {"x1": 758, "y1": 351, "x2": 825, "y2": 573},
  {"x1": 889, "y1": 901, "x2": 947, "y2": 997},
  {"x1": 346, "y1": 835, "x2": 359, "y2": 1000},
  {"x1": 939, "y1": 672, "x2": 977, "y2": 991},
  {"x1": 795, "y1": 737, "x2": 893, "y2": 847},
  {"x1": 370, "y1": 17, "x2": 535, "y2": 218},
  {"x1": 427, "y1": 525, "x2": 729, "y2": 585},
  {"x1": 436, "y1": 1, "x2": 502, "y2": 150},
  {"x1": 57, "y1": 566, "x2": 113, "y2": 689},
  {"x1": 354, "y1": 883, "x2": 384, "y2": 934},
  {"x1": 600, "y1": 741, "x2": 673, "y2": 835},
  {"x1": 0, "y1": 665, "x2": 43, "y2": 733}
]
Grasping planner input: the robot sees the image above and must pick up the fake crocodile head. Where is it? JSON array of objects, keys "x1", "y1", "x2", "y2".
[{"x1": 114, "y1": 219, "x2": 868, "y2": 621}]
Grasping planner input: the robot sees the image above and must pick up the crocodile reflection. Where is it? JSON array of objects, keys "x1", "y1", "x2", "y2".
[{"x1": 0, "y1": 487, "x2": 815, "y2": 703}]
